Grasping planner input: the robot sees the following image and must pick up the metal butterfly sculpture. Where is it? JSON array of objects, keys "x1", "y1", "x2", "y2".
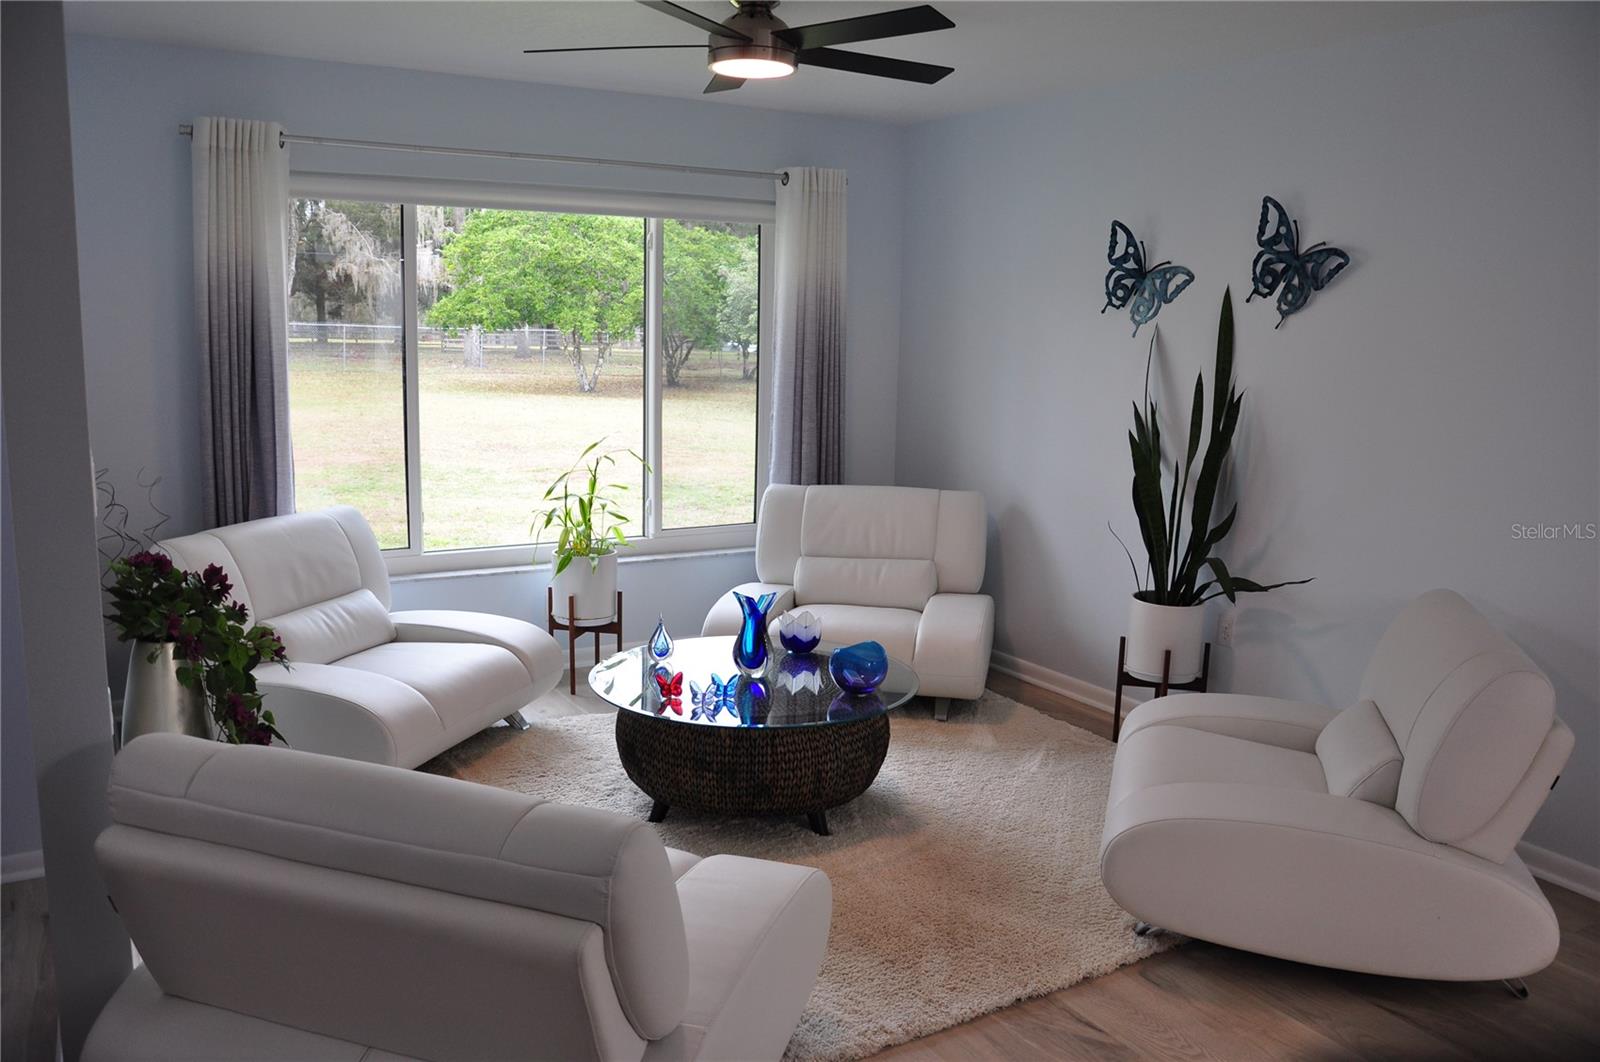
[
  {"x1": 1101, "y1": 220, "x2": 1194, "y2": 337},
  {"x1": 1247, "y1": 196, "x2": 1350, "y2": 328},
  {"x1": 689, "y1": 674, "x2": 737, "y2": 722}
]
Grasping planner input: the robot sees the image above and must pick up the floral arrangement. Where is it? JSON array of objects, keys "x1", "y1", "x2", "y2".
[{"x1": 107, "y1": 551, "x2": 287, "y2": 745}]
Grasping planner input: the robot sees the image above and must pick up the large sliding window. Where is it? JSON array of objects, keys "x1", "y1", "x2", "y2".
[{"x1": 286, "y1": 178, "x2": 771, "y2": 572}]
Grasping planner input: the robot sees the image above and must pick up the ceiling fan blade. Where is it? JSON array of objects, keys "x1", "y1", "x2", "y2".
[
  {"x1": 523, "y1": 45, "x2": 708, "y2": 54},
  {"x1": 703, "y1": 74, "x2": 746, "y2": 93},
  {"x1": 798, "y1": 47, "x2": 953, "y2": 84},
  {"x1": 777, "y1": 5, "x2": 953, "y2": 51},
  {"x1": 636, "y1": 0, "x2": 751, "y2": 42}
]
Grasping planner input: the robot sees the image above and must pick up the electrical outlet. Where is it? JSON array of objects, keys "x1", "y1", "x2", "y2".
[{"x1": 1217, "y1": 609, "x2": 1236, "y2": 647}]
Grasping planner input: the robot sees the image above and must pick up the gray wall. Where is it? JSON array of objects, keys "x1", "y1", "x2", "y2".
[
  {"x1": 2, "y1": 427, "x2": 43, "y2": 862},
  {"x1": 896, "y1": 5, "x2": 1599, "y2": 866}
]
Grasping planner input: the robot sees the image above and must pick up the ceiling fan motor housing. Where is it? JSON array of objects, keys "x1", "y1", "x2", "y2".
[{"x1": 708, "y1": 1, "x2": 797, "y2": 74}]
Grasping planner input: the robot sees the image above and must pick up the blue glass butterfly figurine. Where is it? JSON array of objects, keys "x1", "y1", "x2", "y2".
[
  {"x1": 1101, "y1": 220, "x2": 1194, "y2": 337},
  {"x1": 1247, "y1": 196, "x2": 1350, "y2": 328},
  {"x1": 689, "y1": 673, "x2": 737, "y2": 722}
]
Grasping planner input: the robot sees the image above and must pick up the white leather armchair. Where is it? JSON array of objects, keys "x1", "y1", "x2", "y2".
[
  {"x1": 1100, "y1": 590, "x2": 1574, "y2": 987},
  {"x1": 703, "y1": 485, "x2": 994, "y2": 719},
  {"x1": 158, "y1": 506, "x2": 562, "y2": 767},
  {"x1": 86, "y1": 734, "x2": 832, "y2": 1062}
]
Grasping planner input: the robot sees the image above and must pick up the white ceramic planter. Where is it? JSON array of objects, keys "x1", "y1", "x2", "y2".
[
  {"x1": 550, "y1": 551, "x2": 618, "y2": 624},
  {"x1": 1125, "y1": 595, "x2": 1206, "y2": 683}
]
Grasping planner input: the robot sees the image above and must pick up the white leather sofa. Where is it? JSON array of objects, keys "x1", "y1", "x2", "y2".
[
  {"x1": 86, "y1": 734, "x2": 833, "y2": 1062},
  {"x1": 158, "y1": 506, "x2": 562, "y2": 768},
  {"x1": 1101, "y1": 589, "x2": 1573, "y2": 986},
  {"x1": 702, "y1": 485, "x2": 993, "y2": 719}
]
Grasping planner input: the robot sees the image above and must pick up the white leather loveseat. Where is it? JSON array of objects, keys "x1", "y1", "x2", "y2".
[
  {"x1": 159, "y1": 506, "x2": 562, "y2": 767},
  {"x1": 1101, "y1": 590, "x2": 1574, "y2": 987},
  {"x1": 86, "y1": 734, "x2": 832, "y2": 1061},
  {"x1": 703, "y1": 485, "x2": 993, "y2": 719}
]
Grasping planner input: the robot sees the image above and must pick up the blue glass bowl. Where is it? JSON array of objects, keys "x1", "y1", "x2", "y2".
[
  {"x1": 779, "y1": 629, "x2": 821, "y2": 654},
  {"x1": 828, "y1": 640, "x2": 889, "y2": 695}
]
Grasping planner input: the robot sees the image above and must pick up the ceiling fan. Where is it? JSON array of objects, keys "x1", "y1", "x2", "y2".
[{"x1": 523, "y1": 1, "x2": 955, "y2": 94}]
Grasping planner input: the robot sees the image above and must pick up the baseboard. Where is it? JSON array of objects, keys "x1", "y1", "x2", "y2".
[
  {"x1": 2, "y1": 849, "x2": 44, "y2": 884},
  {"x1": 991, "y1": 651, "x2": 1600, "y2": 900},
  {"x1": 990, "y1": 651, "x2": 1141, "y2": 716},
  {"x1": 1517, "y1": 841, "x2": 1600, "y2": 901}
]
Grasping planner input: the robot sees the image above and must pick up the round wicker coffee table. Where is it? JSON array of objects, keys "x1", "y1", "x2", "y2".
[{"x1": 591, "y1": 636, "x2": 918, "y2": 835}]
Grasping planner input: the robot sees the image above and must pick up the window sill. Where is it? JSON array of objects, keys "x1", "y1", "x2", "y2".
[{"x1": 385, "y1": 531, "x2": 756, "y2": 580}]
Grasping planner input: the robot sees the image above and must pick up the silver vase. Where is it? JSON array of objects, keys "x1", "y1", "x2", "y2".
[{"x1": 121, "y1": 641, "x2": 213, "y2": 747}]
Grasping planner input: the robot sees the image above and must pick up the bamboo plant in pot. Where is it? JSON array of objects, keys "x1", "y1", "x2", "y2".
[
  {"x1": 532, "y1": 439, "x2": 647, "y2": 624},
  {"x1": 1114, "y1": 288, "x2": 1310, "y2": 682}
]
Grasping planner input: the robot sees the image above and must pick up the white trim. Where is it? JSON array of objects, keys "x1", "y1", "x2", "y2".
[
  {"x1": 991, "y1": 651, "x2": 1600, "y2": 900},
  {"x1": 644, "y1": 217, "x2": 665, "y2": 537},
  {"x1": 2, "y1": 849, "x2": 45, "y2": 883},
  {"x1": 390, "y1": 545, "x2": 755, "y2": 585},
  {"x1": 291, "y1": 171, "x2": 775, "y2": 224},
  {"x1": 384, "y1": 526, "x2": 756, "y2": 577},
  {"x1": 1517, "y1": 841, "x2": 1600, "y2": 902},
  {"x1": 989, "y1": 650, "x2": 1140, "y2": 716},
  {"x1": 400, "y1": 203, "x2": 423, "y2": 553}
]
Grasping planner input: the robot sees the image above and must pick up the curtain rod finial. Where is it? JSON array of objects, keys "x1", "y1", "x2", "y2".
[{"x1": 178, "y1": 123, "x2": 194, "y2": 137}]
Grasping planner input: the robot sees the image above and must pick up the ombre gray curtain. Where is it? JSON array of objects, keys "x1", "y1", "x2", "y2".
[
  {"x1": 769, "y1": 167, "x2": 846, "y2": 485},
  {"x1": 191, "y1": 116, "x2": 293, "y2": 526}
]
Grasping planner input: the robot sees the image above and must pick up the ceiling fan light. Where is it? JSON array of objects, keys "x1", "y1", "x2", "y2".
[
  {"x1": 708, "y1": 41, "x2": 796, "y2": 80},
  {"x1": 710, "y1": 55, "x2": 795, "y2": 79}
]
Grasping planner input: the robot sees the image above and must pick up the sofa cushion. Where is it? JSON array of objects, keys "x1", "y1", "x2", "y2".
[
  {"x1": 1316, "y1": 700, "x2": 1403, "y2": 806},
  {"x1": 932, "y1": 490, "x2": 987, "y2": 594},
  {"x1": 794, "y1": 556, "x2": 937, "y2": 611},
  {"x1": 754, "y1": 486, "x2": 807, "y2": 585},
  {"x1": 799, "y1": 486, "x2": 939, "y2": 561},
  {"x1": 389, "y1": 610, "x2": 560, "y2": 685},
  {"x1": 1108, "y1": 725, "x2": 1328, "y2": 812},
  {"x1": 336, "y1": 642, "x2": 530, "y2": 734},
  {"x1": 769, "y1": 603, "x2": 921, "y2": 665},
  {"x1": 1359, "y1": 589, "x2": 1555, "y2": 844},
  {"x1": 268, "y1": 589, "x2": 396, "y2": 666}
]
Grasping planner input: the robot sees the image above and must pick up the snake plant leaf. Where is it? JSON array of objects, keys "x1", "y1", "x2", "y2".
[
  {"x1": 1207, "y1": 555, "x2": 1239, "y2": 603},
  {"x1": 1213, "y1": 288, "x2": 1234, "y2": 433}
]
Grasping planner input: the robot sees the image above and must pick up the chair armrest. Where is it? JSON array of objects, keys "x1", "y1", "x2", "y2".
[
  {"x1": 1099, "y1": 781, "x2": 1559, "y2": 980},
  {"x1": 253, "y1": 662, "x2": 441, "y2": 767},
  {"x1": 389, "y1": 609, "x2": 561, "y2": 686},
  {"x1": 701, "y1": 583, "x2": 795, "y2": 637},
  {"x1": 1119, "y1": 693, "x2": 1340, "y2": 752},
  {"x1": 912, "y1": 593, "x2": 994, "y2": 700}
]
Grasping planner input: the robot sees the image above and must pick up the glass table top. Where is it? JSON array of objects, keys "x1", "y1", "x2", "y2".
[{"x1": 590, "y1": 636, "x2": 919, "y2": 728}]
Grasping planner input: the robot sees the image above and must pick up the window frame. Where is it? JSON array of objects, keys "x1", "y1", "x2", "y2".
[{"x1": 288, "y1": 172, "x2": 774, "y2": 576}]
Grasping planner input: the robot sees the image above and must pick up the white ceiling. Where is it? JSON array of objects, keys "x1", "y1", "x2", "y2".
[{"x1": 63, "y1": 1, "x2": 1494, "y2": 124}]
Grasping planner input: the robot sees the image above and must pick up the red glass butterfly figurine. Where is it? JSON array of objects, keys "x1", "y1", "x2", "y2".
[{"x1": 654, "y1": 670, "x2": 684, "y2": 715}]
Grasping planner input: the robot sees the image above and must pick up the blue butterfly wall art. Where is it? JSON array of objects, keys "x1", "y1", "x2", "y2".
[
  {"x1": 1247, "y1": 196, "x2": 1351, "y2": 328},
  {"x1": 1101, "y1": 220, "x2": 1194, "y2": 337}
]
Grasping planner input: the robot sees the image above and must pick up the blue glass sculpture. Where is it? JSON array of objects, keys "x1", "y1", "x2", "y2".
[
  {"x1": 829, "y1": 640, "x2": 889, "y2": 695},
  {"x1": 732, "y1": 590, "x2": 777, "y2": 676},
  {"x1": 690, "y1": 673, "x2": 736, "y2": 722},
  {"x1": 648, "y1": 616, "x2": 674, "y2": 661},
  {"x1": 777, "y1": 609, "x2": 822, "y2": 654},
  {"x1": 735, "y1": 677, "x2": 769, "y2": 727}
]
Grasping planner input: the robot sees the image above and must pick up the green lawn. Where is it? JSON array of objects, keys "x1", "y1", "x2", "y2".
[{"x1": 287, "y1": 341, "x2": 758, "y2": 551}]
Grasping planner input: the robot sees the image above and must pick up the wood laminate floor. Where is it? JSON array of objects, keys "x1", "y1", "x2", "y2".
[{"x1": 4, "y1": 667, "x2": 1596, "y2": 1061}]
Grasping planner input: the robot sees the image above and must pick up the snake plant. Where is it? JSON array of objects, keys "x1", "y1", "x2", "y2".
[{"x1": 1114, "y1": 288, "x2": 1311, "y2": 606}]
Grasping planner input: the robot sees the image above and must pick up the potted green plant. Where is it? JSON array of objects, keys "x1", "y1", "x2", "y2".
[
  {"x1": 1113, "y1": 288, "x2": 1310, "y2": 681},
  {"x1": 107, "y1": 551, "x2": 288, "y2": 745},
  {"x1": 532, "y1": 439, "x2": 648, "y2": 624}
]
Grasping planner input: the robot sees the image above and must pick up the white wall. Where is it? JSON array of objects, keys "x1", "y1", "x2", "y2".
[
  {"x1": 61, "y1": 34, "x2": 902, "y2": 667},
  {"x1": 896, "y1": 5, "x2": 1599, "y2": 867}
]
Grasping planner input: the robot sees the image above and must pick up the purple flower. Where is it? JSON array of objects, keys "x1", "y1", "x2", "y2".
[
  {"x1": 201, "y1": 563, "x2": 232, "y2": 599},
  {"x1": 227, "y1": 601, "x2": 249, "y2": 623},
  {"x1": 126, "y1": 550, "x2": 173, "y2": 575},
  {"x1": 164, "y1": 612, "x2": 182, "y2": 639},
  {"x1": 247, "y1": 725, "x2": 273, "y2": 746}
]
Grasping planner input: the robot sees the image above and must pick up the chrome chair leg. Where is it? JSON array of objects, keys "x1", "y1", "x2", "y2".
[
  {"x1": 1134, "y1": 921, "x2": 1163, "y2": 938},
  {"x1": 1501, "y1": 977, "x2": 1529, "y2": 999},
  {"x1": 503, "y1": 712, "x2": 532, "y2": 731}
]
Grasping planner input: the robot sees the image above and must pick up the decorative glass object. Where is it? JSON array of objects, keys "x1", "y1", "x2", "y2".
[
  {"x1": 828, "y1": 691, "x2": 886, "y2": 723},
  {"x1": 732, "y1": 590, "x2": 778, "y2": 676},
  {"x1": 653, "y1": 668, "x2": 683, "y2": 715},
  {"x1": 648, "y1": 616, "x2": 674, "y2": 661},
  {"x1": 690, "y1": 673, "x2": 737, "y2": 722},
  {"x1": 777, "y1": 610, "x2": 822, "y2": 654},
  {"x1": 735, "y1": 677, "x2": 769, "y2": 727},
  {"x1": 775, "y1": 652, "x2": 824, "y2": 695},
  {"x1": 828, "y1": 640, "x2": 890, "y2": 696}
]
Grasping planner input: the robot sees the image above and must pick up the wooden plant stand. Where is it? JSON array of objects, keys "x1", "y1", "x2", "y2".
[
  {"x1": 547, "y1": 588, "x2": 623, "y2": 695},
  {"x1": 1112, "y1": 638, "x2": 1211, "y2": 741}
]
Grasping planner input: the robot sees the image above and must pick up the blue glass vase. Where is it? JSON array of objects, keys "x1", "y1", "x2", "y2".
[
  {"x1": 732, "y1": 591, "x2": 777, "y2": 676},
  {"x1": 829, "y1": 640, "x2": 889, "y2": 695}
]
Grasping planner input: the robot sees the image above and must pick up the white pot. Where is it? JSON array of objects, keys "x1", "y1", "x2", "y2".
[
  {"x1": 550, "y1": 551, "x2": 618, "y2": 624},
  {"x1": 1125, "y1": 595, "x2": 1206, "y2": 683}
]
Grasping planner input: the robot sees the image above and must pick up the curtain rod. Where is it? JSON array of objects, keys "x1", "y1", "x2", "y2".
[{"x1": 176, "y1": 124, "x2": 789, "y2": 185}]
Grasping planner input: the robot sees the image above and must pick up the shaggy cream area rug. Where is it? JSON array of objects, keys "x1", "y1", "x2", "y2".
[{"x1": 424, "y1": 690, "x2": 1172, "y2": 1061}]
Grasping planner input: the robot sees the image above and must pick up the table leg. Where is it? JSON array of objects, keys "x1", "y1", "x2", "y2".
[
  {"x1": 648, "y1": 800, "x2": 670, "y2": 823},
  {"x1": 806, "y1": 811, "x2": 830, "y2": 836}
]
